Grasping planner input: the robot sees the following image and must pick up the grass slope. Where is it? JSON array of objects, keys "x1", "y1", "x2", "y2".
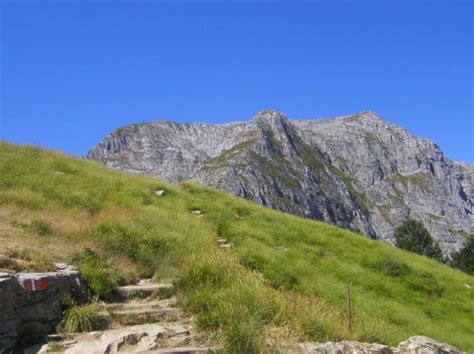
[{"x1": 0, "y1": 142, "x2": 473, "y2": 352}]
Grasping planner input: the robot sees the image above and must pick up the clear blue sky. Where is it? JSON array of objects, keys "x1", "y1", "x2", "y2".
[{"x1": 1, "y1": 0, "x2": 473, "y2": 163}]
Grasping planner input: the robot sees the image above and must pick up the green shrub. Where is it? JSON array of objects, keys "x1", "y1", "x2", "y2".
[
  {"x1": 57, "y1": 304, "x2": 102, "y2": 333},
  {"x1": 406, "y1": 271, "x2": 445, "y2": 297},
  {"x1": 372, "y1": 259, "x2": 411, "y2": 278},
  {"x1": 451, "y1": 238, "x2": 474, "y2": 275},
  {"x1": 267, "y1": 269, "x2": 298, "y2": 289},
  {"x1": 395, "y1": 219, "x2": 443, "y2": 261}
]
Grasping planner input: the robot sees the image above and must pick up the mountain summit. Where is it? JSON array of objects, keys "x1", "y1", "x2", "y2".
[{"x1": 87, "y1": 110, "x2": 473, "y2": 254}]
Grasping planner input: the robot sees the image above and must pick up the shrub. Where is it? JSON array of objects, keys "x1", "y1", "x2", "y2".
[
  {"x1": 395, "y1": 219, "x2": 443, "y2": 261},
  {"x1": 57, "y1": 304, "x2": 102, "y2": 333},
  {"x1": 451, "y1": 238, "x2": 474, "y2": 275},
  {"x1": 406, "y1": 271, "x2": 445, "y2": 297},
  {"x1": 267, "y1": 269, "x2": 298, "y2": 289},
  {"x1": 372, "y1": 259, "x2": 411, "y2": 278}
]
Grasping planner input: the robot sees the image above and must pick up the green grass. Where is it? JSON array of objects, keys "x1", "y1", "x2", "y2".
[
  {"x1": 0, "y1": 142, "x2": 473, "y2": 352},
  {"x1": 57, "y1": 303, "x2": 103, "y2": 333}
]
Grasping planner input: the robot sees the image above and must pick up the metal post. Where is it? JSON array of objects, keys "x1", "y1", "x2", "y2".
[{"x1": 347, "y1": 284, "x2": 352, "y2": 331}]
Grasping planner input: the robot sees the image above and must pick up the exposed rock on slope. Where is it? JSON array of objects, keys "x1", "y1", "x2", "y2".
[
  {"x1": 297, "y1": 335, "x2": 464, "y2": 353},
  {"x1": 88, "y1": 110, "x2": 473, "y2": 254},
  {"x1": 0, "y1": 264, "x2": 88, "y2": 350}
]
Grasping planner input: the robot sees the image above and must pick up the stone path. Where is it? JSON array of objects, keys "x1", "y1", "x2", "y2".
[{"x1": 32, "y1": 280, "x2": 217, "y2": 353}]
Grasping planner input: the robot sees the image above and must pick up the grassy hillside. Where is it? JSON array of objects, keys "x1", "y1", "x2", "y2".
[{"x1": 0, "y1": 142, "x2": 473, "y2": 352}]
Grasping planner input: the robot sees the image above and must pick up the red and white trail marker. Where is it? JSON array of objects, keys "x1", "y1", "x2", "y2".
[{"x1": 23, "y1": 278, "x2": 48, "y2": 292}]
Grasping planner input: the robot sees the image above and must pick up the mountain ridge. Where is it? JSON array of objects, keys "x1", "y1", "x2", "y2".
[{"x1": 87, "y1": 110, "x2": 473, "y2": 254}]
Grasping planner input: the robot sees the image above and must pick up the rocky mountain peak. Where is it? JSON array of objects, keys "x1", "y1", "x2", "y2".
[
  {"x1": 250, "y1": 109, "x2": 290, "y2": 130},
  {"x1": 355, "y1": 110, "x2": 383, "y2": 120},
  {"x1": 88, "y1": 110, "x2": 473, "y2": 255}
]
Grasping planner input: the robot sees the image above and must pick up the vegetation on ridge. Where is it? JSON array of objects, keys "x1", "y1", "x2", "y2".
[
  {"x1": 394, "y1": 219, "x2": 443, "y2": 261},
  {"x1": 0, "y1": 142, "x2": 473, "y2": 352},
  {"x1": 451, "y1": 238, "x2": 474, "y2": 275}
]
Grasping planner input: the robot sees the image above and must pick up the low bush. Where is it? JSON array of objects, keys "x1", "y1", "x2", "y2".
[
  {"x1": 372, "y1": 259, "x2": 412, "y2": 278},
  {"x1": 395, "y1": 219, "x2": 443, "y2": 261},
  {"x1": 406, "y1": 271, "x2": 445, "y2": 297},
  {"x1": 451, "y1": 238, "x2": 474, "y2": 275}
]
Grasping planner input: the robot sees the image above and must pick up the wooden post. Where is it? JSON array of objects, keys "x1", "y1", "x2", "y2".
[{"x1": 346, "y1": 284, "x2": 352, "y2": 331}]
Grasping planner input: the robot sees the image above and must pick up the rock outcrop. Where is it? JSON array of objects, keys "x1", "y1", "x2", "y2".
[
  {"x1": 88, "y1": 110, "x2": 473, "y2": 255},
  {"x1": 0, "y1": 264, "x2": 88, "y2": 350},
  {"x1": 297, "y1": 336, "x2": 464, "y2": 353}
]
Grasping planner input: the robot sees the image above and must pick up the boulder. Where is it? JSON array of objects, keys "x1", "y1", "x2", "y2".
[
  {"x1": 297, "y1": 336, "x2": 464, "y2": 353},
  {"x1": 0, "y1": 264, "x2": 88, "y2": 350}
]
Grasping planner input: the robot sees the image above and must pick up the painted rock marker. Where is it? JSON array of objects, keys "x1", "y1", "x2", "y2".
[{"x1": 23, "y1": 278, "x2": 48, "y2": 292}]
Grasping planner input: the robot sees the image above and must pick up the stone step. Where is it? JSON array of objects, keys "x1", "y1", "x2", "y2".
[
  {"x1": 60, "y1": 323, "x2": 204, "y2": 353},
  {"x1": 105, "y1": 297, "x2": 177, "y2": 311},
  {"x1": 219, "y1": 244, "x2": 232, "y2": 249},
  {"x1": 102, "y1": 293, "x2": 182, "y2": 326},
  {"x1": 154, "y1": 347, "x2": 216, "y2": 353},
  {"x1": 112, "y1": 282, "x2": 174, "y2": 300},
  {"x1": 216, "y1": 238, "x2": 227, "y2": 244},
  {"x1": 103, "y1": 306, "x2": 181, "y2": 326}
]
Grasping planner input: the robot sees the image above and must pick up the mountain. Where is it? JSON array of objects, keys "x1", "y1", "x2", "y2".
[
  {"x1": 87, "y1": 110, "x2": 473, "y2": 254},
  {"x1": 1, "y1": 142, "x2": 473, "y2": 351}
]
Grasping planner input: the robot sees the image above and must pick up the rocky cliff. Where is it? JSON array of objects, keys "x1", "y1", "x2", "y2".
[{"x1": 87, "y1": 110, "x2": 473, "y2": 254}]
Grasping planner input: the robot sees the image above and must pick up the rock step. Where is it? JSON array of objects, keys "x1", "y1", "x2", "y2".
[
  {"x1": 105, "y1": 297, "x2": 177, "y2": 311},
  {"x1": 216, "y1": 238, "x2": 227, "y2": 244},
  {"x1": 113, "y1": 282, "x2": 174, "y2": 299},
  {"x1": 219, "y1": 244, "x2": 232, "y2": 249},
  {"x1": 111, "y1": 307, "x2": 179, "y2": 318},
  {"x1": 103, "y1": 305, "x2": 182, "y2": 326},
  {"x1": 154, "y1": 347, "x2": 216, "y2": 353},
  {"x1": 60, "y1": 323, "x2": 204, "y2": 353}
]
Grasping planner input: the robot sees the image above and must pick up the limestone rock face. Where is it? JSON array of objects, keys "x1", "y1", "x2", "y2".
[
  {"x1": 88, "y1": 110, "x2": 473, "y2": 255},
  {"x1": 0, "y1": 264, "x2": 88, "y2": 350}
]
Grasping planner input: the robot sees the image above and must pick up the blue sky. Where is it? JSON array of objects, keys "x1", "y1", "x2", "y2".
[{"x1": 1, "y1": 0, "x2": 473, "y2": 163}]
